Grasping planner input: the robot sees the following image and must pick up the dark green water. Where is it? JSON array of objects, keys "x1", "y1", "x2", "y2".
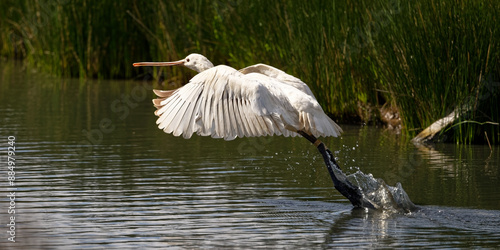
[{"x1": 1, "y1": 63, "x2": 499, "y2": 248}]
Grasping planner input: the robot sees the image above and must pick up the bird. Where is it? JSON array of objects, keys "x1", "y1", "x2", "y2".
[
  {"x1": 133, "y1": 53, "x2": 342, "y2": 144},
  {"x1": 133, "y1": 54, "x2": 380, "y2": 209}
]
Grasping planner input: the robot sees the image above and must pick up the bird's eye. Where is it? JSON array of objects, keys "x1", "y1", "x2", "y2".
[{"x1": 186, "y1": 58, "x2": 190, "y2": 62}]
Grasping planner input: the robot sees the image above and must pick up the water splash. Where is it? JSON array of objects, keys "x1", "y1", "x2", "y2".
[
  {"x1": 320, "y1": 145, "x2": 417, "y2": 214},
  {"x1": 346, "y1": 170, "x2": 417, "y2": 213}
]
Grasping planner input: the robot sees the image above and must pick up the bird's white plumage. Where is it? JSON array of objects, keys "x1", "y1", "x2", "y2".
[
  {"x1": 153, "y1": 63, "x2": 342, "y2": 141},
  {"x1": 239, "y1": 63, "x2": 316, "y2": 98}
]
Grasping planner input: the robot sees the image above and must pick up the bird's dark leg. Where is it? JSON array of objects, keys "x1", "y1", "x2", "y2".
[
  {"x1": 297, "y1": 131, "x2": 340, "y2": 167},
  {"x1": 297, "y1": 131, "x2": 375, "y2": 209}
]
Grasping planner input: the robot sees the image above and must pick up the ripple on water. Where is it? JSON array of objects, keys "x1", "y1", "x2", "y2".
[{"x1": 1, "y1": 68, "x2": 499, "y2": 248}]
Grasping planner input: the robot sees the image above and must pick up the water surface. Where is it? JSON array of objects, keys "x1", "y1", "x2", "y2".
[{"x1": 1, "y1": 63, "x2": 499, "y2": 248}]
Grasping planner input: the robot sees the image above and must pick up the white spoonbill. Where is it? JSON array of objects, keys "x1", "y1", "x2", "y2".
[
  {"x1": 133, "y1": 53, "x2": 342, "y2": 142},
  {"x1": 133, "y1": 54, "x2": 379, "y2": 209}
]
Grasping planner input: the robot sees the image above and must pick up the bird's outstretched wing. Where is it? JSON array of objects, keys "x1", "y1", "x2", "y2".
[
  {"x1": 239, "y1": 63, "x2": 316, "y2": 98},
  {"x1": 239, "y1": 63, "x2": 342, "y2": 138},
  {"x1": 153, "y1": 65, "x2": 298, "y2": 140}
]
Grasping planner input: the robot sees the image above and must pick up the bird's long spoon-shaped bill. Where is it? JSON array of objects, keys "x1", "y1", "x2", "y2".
[{"x1": 133, "y1": 60, "x2": 184, "y2": 67}]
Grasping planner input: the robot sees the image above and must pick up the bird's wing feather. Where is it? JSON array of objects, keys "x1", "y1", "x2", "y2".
[
  {"x1": 154, "y1": 65, "x2": 296, "y2": 140},
  {"x1": 241, "y1": 66, "x2": 343, "y2": 138},
  {"x1": 239, "y1": 63, "x2": 316, "y2": 98}
]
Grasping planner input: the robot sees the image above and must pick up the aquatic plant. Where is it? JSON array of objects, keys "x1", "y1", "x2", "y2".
[{"x1": 367, "y1": 0, "x2": 499, "y2": 143}]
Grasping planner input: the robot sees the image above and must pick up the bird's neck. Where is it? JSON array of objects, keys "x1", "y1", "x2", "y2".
[{"x1": 199, "y1": 63, "x2": 214, "y2": 72}]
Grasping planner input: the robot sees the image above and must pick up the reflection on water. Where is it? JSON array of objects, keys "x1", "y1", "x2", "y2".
[{"x1": 1, "y1": 63, "x2": 499, "y2": 248}]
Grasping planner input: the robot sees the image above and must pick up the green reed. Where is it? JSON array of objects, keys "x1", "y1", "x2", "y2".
[
  {"x1": 366, "y1": 0, "x2": 499, "y2": 143},
  {"x1": 1, "y1": 0, "x2": 498, "y2": 143},
  {"x1": 0, "y1": 0, "x2": 151, "y2": 78}
]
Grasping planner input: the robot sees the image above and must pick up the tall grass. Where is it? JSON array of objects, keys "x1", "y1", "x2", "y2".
[
  {"x1": 367, "y1": 0, "x2": 499, "y2": 143},
  {"x1": 0, "y1": 0, "x2": 150, "y2": 78},
  {"x1": 1, "y1": 0, "x2": 498, "y2": 143}
]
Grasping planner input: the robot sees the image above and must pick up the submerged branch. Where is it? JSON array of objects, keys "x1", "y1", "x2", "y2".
[{"x1": 411, "y1": 105, "x2": 470, "y2": 144}]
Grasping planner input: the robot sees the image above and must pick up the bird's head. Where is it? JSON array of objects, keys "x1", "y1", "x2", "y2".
[{"x1": 133, "y1": 53, "x2": 214, "y2": 73}]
